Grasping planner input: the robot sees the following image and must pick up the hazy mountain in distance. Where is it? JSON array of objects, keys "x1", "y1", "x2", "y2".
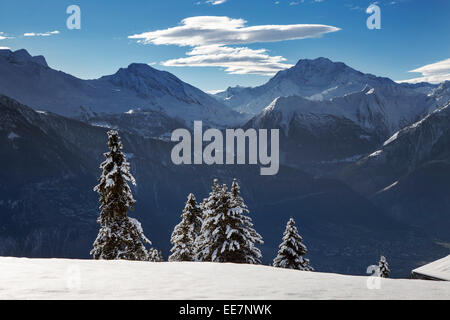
[{"x1": 341, "y1": 101, "x2": 450, "y2": 240}]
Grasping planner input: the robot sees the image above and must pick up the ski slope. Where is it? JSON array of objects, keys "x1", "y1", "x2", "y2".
[{"x1": 0, "y1": 257, "x2": 449, "y2": 300}]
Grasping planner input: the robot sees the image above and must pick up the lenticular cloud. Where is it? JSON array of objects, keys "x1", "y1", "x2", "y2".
[
  {"x1": 400, "y1": 58, "x2": 450, "y2": 84},
  {"x1": 129, "y1": 16, "x2": 340, "y2": 47},
  {"x1": 128, "y1": 16, "x2": 340, "y2": 75},
  {"x1": 162, "y1": 45, "x2": 293, "y2": 76}
]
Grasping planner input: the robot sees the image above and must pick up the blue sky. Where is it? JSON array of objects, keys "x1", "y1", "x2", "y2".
[{"x1": 0, "y1": 0, "x2": 449, "y2": 92}]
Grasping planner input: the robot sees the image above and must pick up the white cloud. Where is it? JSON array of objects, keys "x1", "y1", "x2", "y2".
[
  {"x1": 162, "y1": 45, "x2": 293, "y2": 76},
  {"x1": 0, "y1": 32, "x2": 13, "y2": 40},
  {"x1": 398, "y1": 58, "x2": 450, "y2": 84},
  {"x1": 128, "y1": 16, "x2": 340, "y2": 47},
  {"x1": 129, "y1": 16, "x2": 339, "y2": 76},
  {"x1": 206, "y1": 0, "x2": 227, "y2": 4},
  {"x1": 0, "y1": 47, "x2": 10, "y2": 50},
  {"x1": 24, "y1": 30, "x2": 60, "y2": 37}
]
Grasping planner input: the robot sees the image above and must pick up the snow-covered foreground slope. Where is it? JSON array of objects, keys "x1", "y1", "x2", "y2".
[{"x1": 0, "y1": 258, "x2": 449, "y2": 300}]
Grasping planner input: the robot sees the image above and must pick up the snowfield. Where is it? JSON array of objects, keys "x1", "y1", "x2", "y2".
[{"x1": 0, "y1": 258, "x2": 449, "y2": 300}]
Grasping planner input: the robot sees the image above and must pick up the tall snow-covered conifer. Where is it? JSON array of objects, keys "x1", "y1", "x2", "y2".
[
  {"x1": 229, "y1": 179, "x2": 263, "y2": 264},
  {"x1": 378, "y1": 256, "x2": 390, "y2": 278},
  {"x1": 195, "y1": 179, "x2": 221, "y2": 262},
  {"x1": 169, "y1": 193, "x2": 203, "y2": 262},
  {"x1": 273, "y1": 217, "x2": 313, "y2": 271},
  {"x1": 91, "y1": 130, "x2": 151, "y2": 261},
  {"x1": 196, "y1": 179, "x2": 263, "y2": 264}
]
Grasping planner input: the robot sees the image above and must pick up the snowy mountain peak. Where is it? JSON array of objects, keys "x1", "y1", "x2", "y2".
[
  {"x1": 108, "y1": 62, "x2": 170, "y2": 80},
  {"x1": 0, "y1": 48, "x2": 243, "y2": 127},
  {"x1": 122, "y1": 63, "x2": 168, "y2": 77},
  {"x1": 0, "y1": 48, "x2": 48, "y2": 67},
  {"x1": 10, "y1": 48, "x2": 32, "y2": 60},
  {"x1": 295, "y1": 56, "x2": 333, "y2": 66},
  {"x1": 272, "y1": 57, "x2": 362, "y2": 83},
  {"x1": 293, "y1": 57, "x2": 351, "y2": 72},
  {"x1": 31, "y1": 55, "x2": 49, "y2": 68},
  {"x1": 214, "y1": 57, "x2": 402, "y2": 114},
  {"x1": 101, "y1": 62, "x2": 188, "y2": 98}
]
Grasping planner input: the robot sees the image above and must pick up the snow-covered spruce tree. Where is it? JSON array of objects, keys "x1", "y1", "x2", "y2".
[
  {"x1": 91, "y1": 130, "x2": 151, "y2": 261},
  {"x1": 169, "y1": 193, "x2": 203, "y2": 262},
  {"x1": 149, "y1": 248, "x2": 164, "y2": 262},
  {"x1": 196, "y1": 179, "x2": 263, "y2": 264},
  {"x1": 273, "y1": 217, "x2": 313, "y2": 271},
  {"x1": 195, "y1": 179, "x2": 221, "y2": 262},
  {"x1": 378, "y1": 255, "x2": 390, "y2": 278},
  {"x1": 229, "y1": 178, "x2": 263, "y2": 264}
]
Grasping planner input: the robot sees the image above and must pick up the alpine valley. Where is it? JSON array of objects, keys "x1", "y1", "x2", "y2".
[{"x1": 1, "y1": 48, "x2": 449, "y2": 277}]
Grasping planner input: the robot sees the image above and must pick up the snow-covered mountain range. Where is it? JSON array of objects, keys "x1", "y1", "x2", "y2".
[
  {"x1": 237, "y1": 60, "x2": 449, "y2": 172},
  {"x1": 1, "y1": 48, "x2": 449, "y2": 276},
  {"x1": 214, "y1": 57, "x2": 439, "y2": 116},
  {"x1": 2, "y1": 94, "x2": 446, "y2": 276},
  {"x1": 0, "y1": 49, "x2": 244, "y2": 128},
  {"x1": 249, "y1": 85, "x2": 433, "y2": 136}
]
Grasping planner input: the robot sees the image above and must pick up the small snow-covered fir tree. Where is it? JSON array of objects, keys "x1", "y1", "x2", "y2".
[
  {"x1": 91, "y1": 130, "x2": 151, "y2": 261},
  {"x1": 149, "y1": 248, "x2": 164, "y2": 262},
  {"x1": 378, "y1": 255, "x2": 390, "y2": 278},
  {"x1": 273, "y1": 217, "x2": 313, "y2": 271},
  {"x1": 196, "y1": 179, "x2": 263, "y2": 264},
  {"x1": 169, "y1": 193, "x2": 203, "y2": 262}
]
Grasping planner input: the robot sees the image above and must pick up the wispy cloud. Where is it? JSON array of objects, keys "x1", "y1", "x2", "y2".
[
  {"x1": 398, "y1": 58, "x2": 450, "y2": 84},
  {"x1": 24, "y1": 30, "x2": 60, "y2": 37},
  {"x1": 206, "y1": 0, "x2": 227, "y2": 5},
  {"x1": 128, "y1": 16, "x2": 339, "y2": 76},
  {"x1": 0, "y1": 32, "x2": 13, "y2": 40},
  {"x1": 129, "y1": 16, "x2": 339, "y2": 47},
  {"x1": 162, "y1": 45, "x2": 293, "y2": 76}
]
